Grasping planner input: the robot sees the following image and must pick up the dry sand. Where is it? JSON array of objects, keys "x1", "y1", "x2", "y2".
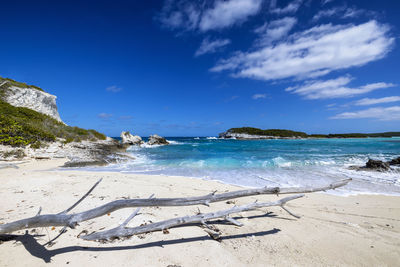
[{"x1": 0, "y1": 159, "x2": 399, "y2": 266}]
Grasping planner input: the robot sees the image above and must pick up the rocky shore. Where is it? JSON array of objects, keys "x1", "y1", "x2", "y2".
[
  {"x1": 349, "y1": 157, "x2": 400, "y2": 172},
  {"x1": 0, "y1": 131, "x2": 171, "y2": 168},
  {"x1": 0, "y1": 76, "x2": 169, "y2": 168},
  {"x1": 0, "y1": 138, "x2": 130, "y2": 167}
]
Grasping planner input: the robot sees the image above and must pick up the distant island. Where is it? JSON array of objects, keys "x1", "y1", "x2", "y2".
[{"x1": 219, "y1": 127, "x2": 400, "y2": 140}]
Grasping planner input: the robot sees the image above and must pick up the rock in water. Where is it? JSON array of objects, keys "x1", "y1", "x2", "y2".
[
  {"x1": 389, "y1": 157, "x2": 400, "y2": 166},
  {"x1": 147, "y1": 134, "x2": 169, "y2": 145},
  {"x1": 120, "y1": 131, "x2": 143, "y2": 145},
  {"x1": 365, "y1": 159, "x2": 390, "y2": 171}
]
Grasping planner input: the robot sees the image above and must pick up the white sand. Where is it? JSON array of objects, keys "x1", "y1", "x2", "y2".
[{"x1": 0, "y1": 159, "x2": 399, "y2": 266}]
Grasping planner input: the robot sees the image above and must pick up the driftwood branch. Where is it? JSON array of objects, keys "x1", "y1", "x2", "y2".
[
  {"x1": 0, "y1": 179, "x2": 350, "y2": 235},
  {"x1": 61, "y1": 178, "x2": 102, "y2": 214},
  {"x1": 81, "y1": 194, "x2": 304, "y2": 241}
]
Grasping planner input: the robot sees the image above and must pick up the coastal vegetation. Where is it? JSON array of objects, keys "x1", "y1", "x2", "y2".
[
  {"x1": 224, "y1": 127, "x2": 400, "y2": 139},
  {"x1": 0, "y1": 99, "x2": 106, "y2": 147},
  {"x1": 227, "y1": 127, "x2": 308, "y2": 138},
  {"x1": 0, "y1": 76, "x2": 44, "y2": 92}
]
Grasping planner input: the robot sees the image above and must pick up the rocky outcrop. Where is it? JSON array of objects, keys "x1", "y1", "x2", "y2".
[
  {"x1": 349, "y1": 157, "x2": 400, "y2": 172},
  {"x1": 147, "y1": 134, "x2": 169, "y2": 145},
  {"x1": 1, "y1": 83, "x2": 62, "y2": 122},
  {"x1": 62, "y1": 139, "x2": 132, "y2": 167},
  {"x1": 365, "y1": 159, "x2": 390, "y2": 171},
  {"x1": 120, "y1": 131, "x2": 143, "y2": 145},
  {"x1": 0, "y1": 138, "x2": 132, "y2": 167},
  {"x1": 389, "y1": 157, "x2": 400, "y2": 166}
]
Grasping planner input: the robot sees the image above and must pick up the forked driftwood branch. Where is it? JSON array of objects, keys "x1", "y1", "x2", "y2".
[
  {"x1": 82, "y1": 194, "x2": 304, "y2": 241},
  {"x1": 0, "y1": 178, "x2": 350, "y2": 240}
]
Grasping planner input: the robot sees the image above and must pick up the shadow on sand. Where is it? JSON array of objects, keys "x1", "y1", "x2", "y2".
[{"x1": 0, "y1": 212, "x2": 290, "y2": 263}]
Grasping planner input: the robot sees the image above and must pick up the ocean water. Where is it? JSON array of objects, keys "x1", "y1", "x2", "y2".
[{"x1": 86, "y1": 137, "x2": 400, "y2": 195}]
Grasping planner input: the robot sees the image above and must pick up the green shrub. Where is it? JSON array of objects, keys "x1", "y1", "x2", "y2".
[
  {"x1": 0, "y1": 99, "x2": 107, "y2": 147},
  {"x1": 1, "y1": 149, "x2": 26, "y2": 159},
  {"x1": 0, "y1": 76, "x2": 45, "y2": 92},
  {"x1": 30, "y1": 141, "x2": 43, "y2": 149},
  {"x1": 63, "y1": 137, "x2": 74, "y2": 144},
  {"x1": 227, "y1": 127, "x2": 400, "y2": 138},
  {"x1": 88, "y1": 129, "x2": 107, "y2": 140}
]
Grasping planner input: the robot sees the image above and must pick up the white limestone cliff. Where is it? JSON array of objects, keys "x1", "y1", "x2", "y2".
[{"x1": 1, "y1": 82, "x2": 62, "y2": 122}]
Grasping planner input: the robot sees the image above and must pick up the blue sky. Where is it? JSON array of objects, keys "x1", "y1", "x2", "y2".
[{"x1": 1, "y1": 0, "x2": 399, "y2": 136}]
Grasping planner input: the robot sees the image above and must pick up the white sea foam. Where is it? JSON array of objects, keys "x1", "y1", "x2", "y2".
[
  {"x1": 206, "y1": 137, "x2": 217, "y2": 140},
  {"x1": 166, "y1": 140, "x2": 182, "y2": 145}
]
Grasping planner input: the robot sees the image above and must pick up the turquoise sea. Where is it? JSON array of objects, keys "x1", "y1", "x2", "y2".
[{"x1": 87, "y1": 137, "x2": 400, "y2": 195}]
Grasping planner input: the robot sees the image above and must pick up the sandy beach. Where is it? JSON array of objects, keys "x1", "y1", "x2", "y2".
[{"x1": 0, "y1": 159, "x2": 399, "y2": 266}]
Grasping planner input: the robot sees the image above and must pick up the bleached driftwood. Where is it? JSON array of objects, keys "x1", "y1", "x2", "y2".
[
  {"x1": 81, "y1": 194, "x2": 304, "y2": 241},
  {"x1": 0, "y1": 178, "x2": 350, "y2": 236}
]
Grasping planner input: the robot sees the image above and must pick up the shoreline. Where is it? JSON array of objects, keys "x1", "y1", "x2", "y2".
[
  {"x1": 1, "y1": 158, "x2": 399, "y2": 266},
  {"x1": 62, "y1": 166, "x2": 400, "y2": 198}
]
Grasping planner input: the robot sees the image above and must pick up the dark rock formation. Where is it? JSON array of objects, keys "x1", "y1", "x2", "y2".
[
  {"x1": 349, "y1": 157, "x2": 400, "y2": 172},
  {"x1": 365, "y1": 159, "x2": 390, "y2": 171},
  {"x1": 389, "y1": 157, "x2": 400, "y2": 166}
]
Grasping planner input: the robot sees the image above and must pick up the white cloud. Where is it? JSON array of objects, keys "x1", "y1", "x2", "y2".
[
  {"x1": 354, "y1": 96, "x2": 400, "y2": 106},
  {"x1": 285, "y1": 76, "x2": 395, "y2": 99},
  {"x1": 254, "y1": 17, "x2": 297, "y2": 45},
  {"x1": 252, "y1": 93, "x2": 267, "y2": 99},
  {"x1": 158, "y1": 0, "x2": 200, "y2": 31},
  {"x1": 159, "y1": 0, "x2": 263, "y2": 32},
  {"x1": 211, "y1": 21, "x2": 394, "y2": 81},
  {"x1": 270, "y1": 0, "x2": 302, "y2": 14},
  {"x1": 312, "y1": 7, "x2": 343, "y2": 21},
  {"x1": 312, "y1": 6, "x2": 365, "y2": 21},
  {"x1": 195, "y1": 38, "x2": 231, "y2": 57},
  {"x1": 331, "y1": 106, "x2": 400, "y2": 121},
  {"x1": 106, "y1": 85, "x2": 122, "y2": 93},
  {"x1": 200, "y1": 0, "x2": 263, "y2": 31},
  {"x1": 98, "y1": 113, "x2": 113, "y2": 119},
  {"x1": 321, "y1": 0, "x2": 334, "y2": 6}
]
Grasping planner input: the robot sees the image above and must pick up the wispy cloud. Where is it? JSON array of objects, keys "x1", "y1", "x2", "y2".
[
  {"x1": 195, "y1": 38, "x2": 231, "y2": 57},
  {"x1": 354, "y1": 96, "x2": 400, "y2": 106},
  {"x1": 158, "y1": 0, "x2": 200, "y2": 31},
  {"x1": 200, "y1": 0, "x2": 263, "y2": 31},
  {"x1": 254, "y1": 17, "x2": 297, "y2": 45},
  {"x1": 252, "y1": 93, "x2": 267, "y2": 99},
  {"x1": 106, "y1": 85, "x2": 122, "y2": 93},
  {"x1": 211, "y1": 21, "x2": 394, "y2": 81},
  {"x1": 158, "y1": 0, "x2": 263, "y2": 32},
  {"x1": 312, "y1": 6, "x2": 367, "y2": 21},
  {"x1": 98, "y1": 113, "x2": 113, "y2": 119},
  {"x1": 331, "y1": 106, "x2": 400, "y2": 121},
  {"x1": 321, "y1": 0, "x2": 334, "y2": 6},
  {"x1": 285, "y1": 76, "x2": 395, "y2": 99},
  {"x1": 270, "y1": 0, "x2": 302, "y2": 15}
]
